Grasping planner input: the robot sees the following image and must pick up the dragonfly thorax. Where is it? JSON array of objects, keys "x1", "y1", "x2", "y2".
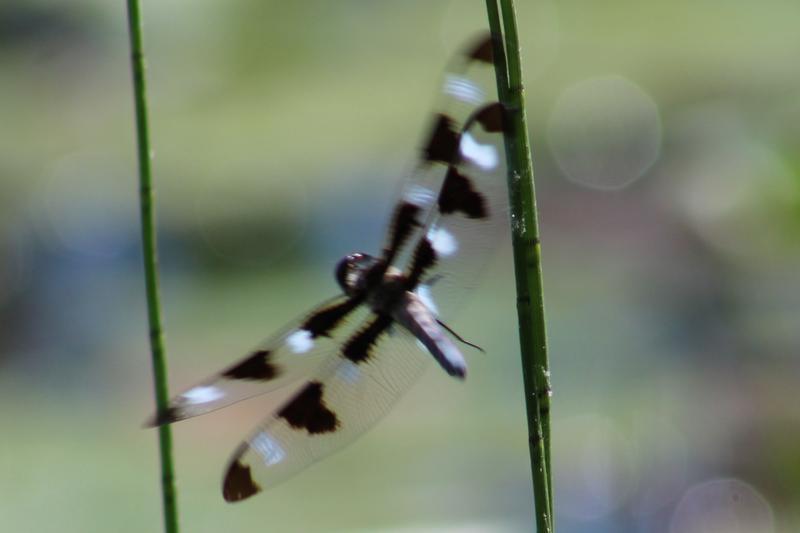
[{"x1": 335, "y1": 253, "x2": 408, "y2": 314}]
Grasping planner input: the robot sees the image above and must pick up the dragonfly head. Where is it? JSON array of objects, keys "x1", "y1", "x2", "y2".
[{"x1": 335, "y1": 252, "x2": 380, "y2": 296}]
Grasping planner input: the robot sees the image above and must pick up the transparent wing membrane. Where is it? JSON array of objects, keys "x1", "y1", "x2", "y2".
[
  {"x1": 222, "y1": 322, "x2": 428, "y2": 501},
  {"x1": 146, "y1": 296, "x2": 369, "y2": 426},
  {"x1": 149, "y1": 33, "x2": 507, "y2": 501},
  {"x1": 388, "y1": 34, "x2": 508, "y2": 321}
]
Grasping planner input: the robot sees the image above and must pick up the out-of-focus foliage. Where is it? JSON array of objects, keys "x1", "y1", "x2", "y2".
[{"x1": 0, "y1": 1, "x2": 798, "y2": 532}]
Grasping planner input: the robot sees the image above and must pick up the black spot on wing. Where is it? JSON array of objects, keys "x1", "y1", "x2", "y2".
[
  {"x1": 301, "y1": 297, "x2": 362, "y2": 338},
  {"x1": 223, "y1": 459, "x2": 262, "y2": 502},
  {"x1": 342, "y1": 314, "x2": 393, "y2": 363},
  {"x1": 222, "y1": 350, "x2": 280, "y2": 381},
  {"x1": 406, "y1": 238, "x2": 438, "y2": 289},
  {"x1": 384, "y1": 202, "x2": 422, "y2": 262},
  {"x1": 472, "y1": 102, "x2": 505, "y2": 133},
  {"x1": 438, "y1": 167, "x2": 489, "y2": 219},
  {"x1": 423, "y1": 114, "x2": 461, "y2": 164},
  {"x1": 278, "y1": 381, "x2": 339, "y2": 434},
  {"x1": 467, "y1": 35, "x2": 494, "y2": 64}
]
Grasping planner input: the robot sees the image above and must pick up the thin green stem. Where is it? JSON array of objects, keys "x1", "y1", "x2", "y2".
[
  {"x1": 125, "y1": 2, "x2": 180, "y2": 532},
  {"x1": 484, "y1": 1, "x2": 553, "y2": 531}
]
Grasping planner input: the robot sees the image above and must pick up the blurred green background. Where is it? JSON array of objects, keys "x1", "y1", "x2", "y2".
[{"x1": 1, "y1": 0, "x2": 798, "y2": 532}]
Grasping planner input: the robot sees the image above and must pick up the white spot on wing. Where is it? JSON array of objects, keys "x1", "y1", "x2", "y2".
[
  {"x1": 336, "y1": 360, "x2": 361, "y2": 384},
  {"x1": 460, "y1": 132, "x2": 498, "y2": 170},
  {"x1": 251, "y1": 432, "x2": 285, "y2": 466},
  {"x1": 416, "y1": 284, "x2": 439, "y2": 316},
  {"x1": 182, "y1": 385, "x2": 224, "y2": 405},
  {"x1": 286, "y1": 330, "x2": 314, "y2": 354},
  {"x1": 427, "y1": 227, "x2": 458, "y2": 257},
  {"x1": 443, "y1": 74, "x2": 484, "y2": 104},
  {"x1": 404, "y1": 184, "x2": 436, "y2": 207}
]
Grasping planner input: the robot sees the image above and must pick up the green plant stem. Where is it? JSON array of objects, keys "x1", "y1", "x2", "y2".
[
  {"x1": 125, "y1": 2, "x2": 180, "y2": 532},
  {"x1": 484, "y1": 1, "x2": 553, "y2": 531}
]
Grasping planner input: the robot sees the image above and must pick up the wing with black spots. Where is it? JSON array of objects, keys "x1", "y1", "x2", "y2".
[
  {"x1": 379, "y1": 33, "x2": 509, "y2": 322},
  {"x1": 145, "y1": 32, "x2": 508, "y2": 504},
  {"x1": 221, "y1": 320, "x2": 429, "y2": 501},
  {"x1": 146, "y1": 295, "x2": 372, "y2": 426}
]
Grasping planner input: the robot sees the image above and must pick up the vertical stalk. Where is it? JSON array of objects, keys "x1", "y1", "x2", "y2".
[
  {"x1": 125, "y1": 2, "x2": 180, "y2": 532},
  {"x1": 484, "y1": 1, "x2": 553, "y2": 531}
]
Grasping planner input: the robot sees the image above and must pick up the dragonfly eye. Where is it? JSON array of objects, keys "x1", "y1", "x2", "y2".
[{"x1": 335, "y1": 253, "x2": 373, "y2": 294}]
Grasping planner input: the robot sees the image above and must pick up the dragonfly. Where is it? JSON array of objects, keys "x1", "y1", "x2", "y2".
[{"x1": 148, "y1": 33, "x2": 508, "y2": 502}]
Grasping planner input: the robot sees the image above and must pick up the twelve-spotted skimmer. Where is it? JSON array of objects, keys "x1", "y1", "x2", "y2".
[{"x1": 148, "y1": 33, "x2": 507, "y2": 502}]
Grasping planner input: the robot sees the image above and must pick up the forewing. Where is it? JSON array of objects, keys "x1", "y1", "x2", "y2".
[
  {"x1": 409, "y1": 105, "x2": 508, "y2": 321},
  {"x1": 147, "y1": 295, "x2": 370, "y2": 426},
  {"x1": 382, "y1": 34, "x2": 509, "y2": 320},
  {"x1": 221, "y1": 317, "x2": 428, "y2": 501}
]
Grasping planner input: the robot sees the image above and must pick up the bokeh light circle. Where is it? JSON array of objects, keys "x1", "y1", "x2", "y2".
[
  {"x1": 548, "y1": 75, "x2": 662, "y2": 190},
  {"x1": 669, "y1": 478, "x2": 775, "y2": 533}
]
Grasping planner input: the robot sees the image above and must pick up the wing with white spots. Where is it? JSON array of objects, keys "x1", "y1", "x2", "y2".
[
  {"x1": 147, "y1": 295, "x2": 373, "y2": 426},
  {"x1": 147, "y1": 33, "x2": 507, "y2": 504},
  {"x1": 380, "y1": 33, "x2": 509, "y2": 322},
  {"x1": 222, "y1": 318, "x2": 429, "y2": 501}
]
